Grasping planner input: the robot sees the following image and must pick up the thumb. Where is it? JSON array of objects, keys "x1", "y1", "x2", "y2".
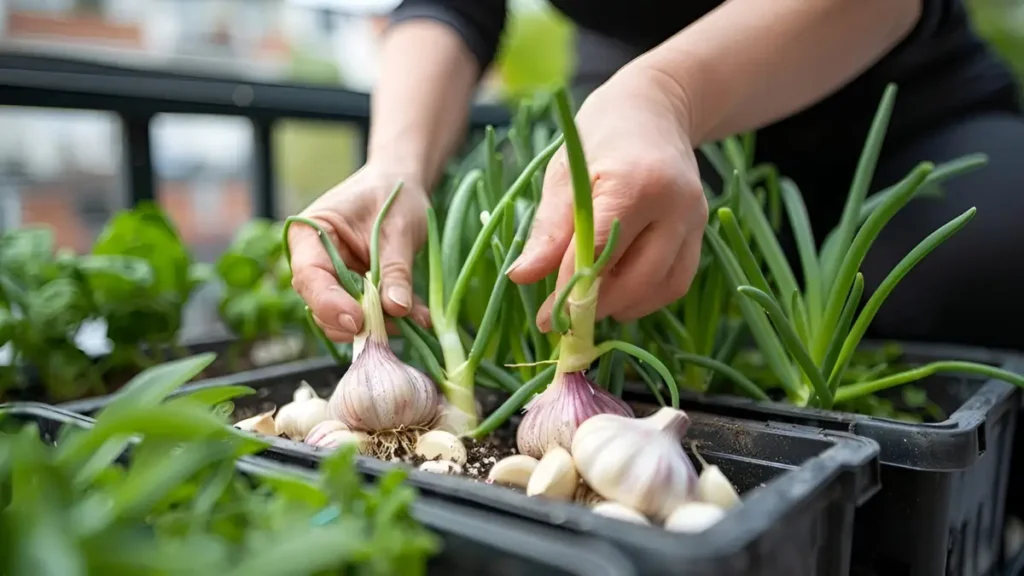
[
  {"x1": 507, "y1": 153, "x2": 575, "y2": 284},
  {"x1": 377, "y1": 224, "x2": 417, "y2": 318}
]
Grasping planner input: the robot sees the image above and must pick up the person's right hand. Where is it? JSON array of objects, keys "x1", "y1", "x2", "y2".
[{"x1": 287, "y1": 164, "x2": 432, "y2": 342}]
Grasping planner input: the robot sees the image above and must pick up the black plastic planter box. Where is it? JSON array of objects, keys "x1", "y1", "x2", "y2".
[
  {"x1": 61, "y1": 357, "x2": 883, "y2": 576},
  {"x1": 0, "y1": 402, "x2": 637, "y2": 576},
  {"x1": 624, "y1": 341, "x2": 1023, "y2": 576}
]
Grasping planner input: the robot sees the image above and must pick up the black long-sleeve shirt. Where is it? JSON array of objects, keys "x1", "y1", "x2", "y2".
[{"x1": 391, "y1": 0, "x2": 1019, "y2": 208}]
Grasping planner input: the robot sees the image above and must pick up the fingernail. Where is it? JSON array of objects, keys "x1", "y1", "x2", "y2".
[
  {"x1": 338, "y1": 314, "x2": 358, "y2": 333},
  {"x1": 387, "y1": 286, "x2": 411, "y2": 309},
  {"x1": 506, "y1": 253, "x2": 528, "y2": 275}
]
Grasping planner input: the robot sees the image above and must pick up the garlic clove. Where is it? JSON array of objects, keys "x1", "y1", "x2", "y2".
[
  {"x1": 571, "y1": 408, "x2": 698, "y2": 521},
  {"x1": 488, "y1": 455, "x2": 539, "y2": 489},
  {"x1": 314, "y1": 429, "x2": 369, "y2": 452},
  {"x1": 234, "y1": 407, "x2": 277, "y2": 436},
  {"x1": 591, "y1": 502, "x2": 650, "y2": 525},
  {"x1": 275, "y1": 397, "x2": 330, "y2": 440},
  {"x1": 414, "y1": 430, "x2": 467, "y2": 466},
  {"x1": 663, "y1": 501, "x2": 727, "y2": 533},
  {"x1": 419, "y1": 460, "x2": 463, "y2": 475},
  {"x1": 304, "y1": 420, "x2": 350, "y2": 446},
  {"x1": 526, "y1": 446, "x2": 578, "y2": 501},
  {"x1": 516, "y1": 371, "x2": 634, "y2": 458},
  {"x1": 293, "y1": 381, "x2": 320, "y2": 403},
  {"x1": 697, "y1": 464, "x2": 741, "y2": 509}
]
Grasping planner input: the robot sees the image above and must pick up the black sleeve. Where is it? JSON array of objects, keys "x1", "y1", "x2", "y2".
[{"x1": 389, "y1": 0, "x2": 508, "y2": 71}]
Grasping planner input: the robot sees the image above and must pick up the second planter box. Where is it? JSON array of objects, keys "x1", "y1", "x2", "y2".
[{"x1": 61, "y1": 356, "x2": 881, "y2": 576}]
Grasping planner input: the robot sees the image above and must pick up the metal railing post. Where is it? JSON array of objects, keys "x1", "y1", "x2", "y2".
[
  {"x1": 121, "y1": 112, "x2": 156, "y2": 206},
  {"x1": 252, "y1": 118, "x2": 276, "y2": 219}
]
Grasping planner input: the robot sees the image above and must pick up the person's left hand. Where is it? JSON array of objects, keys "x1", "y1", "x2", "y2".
[{"x1": 507, "y1": 66, "x2": 709, "y2": 331}]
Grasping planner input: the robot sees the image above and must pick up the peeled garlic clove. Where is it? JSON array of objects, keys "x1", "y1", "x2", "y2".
[
  {"x1": 526, "y1": 446, "x2": 578, "y2": 501},
  {"x1": 488, "y1": 455, "x2": 539, "y2": 488},
  {"x1": 591, "y1": 502, "x2": 650, "y2": 525},
  {"x1": 275, "y1": 397, "x2": 330, "y2": 440},
  {"x1": 419, "y1": 460, "x2": 462, "y2": 475},
  {"x1": 329, "y1": 278, "x2": 440, "y2": 432},
  {"x1": 697, "y1": 464, "x2": 741, "y2": 509},
  {"x1": 234, "y1": 407, "x2": 277, "y2": 436},
  {"x1": 664, "y1": 501, "x2": 726, "y2": 533},
  {"x1": 293, "y1": 381, "x2": 319, "y2": 403},
  {"x1": 572, "y1": 407, "x2": 698, "y2": 520},
  {"x1": 315, "y1": 429, "x2": 368, "y2": 452},
  {"x1": 304, "y1": 420, "x2": 350, "y2": 446},
  {"x1": 414, "y1": 430, "x2": 467, "y2": 465},
  {"x1": 516, "y1": 371, "x2": 634, "y2": 458}
]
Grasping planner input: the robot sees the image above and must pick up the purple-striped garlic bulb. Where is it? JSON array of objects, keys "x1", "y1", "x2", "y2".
[
  {"x1": 515, "y1": 370, "x2": 634, "y2": 458},
  {"x1": 328, "y1": 277, "x2": 440, "y2": 432},
  {"x1": 571, "y1": 407, "x2": 699, "y2": 521}
]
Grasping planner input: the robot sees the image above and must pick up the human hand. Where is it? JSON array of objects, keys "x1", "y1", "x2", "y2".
[
  {"x1": 507, "y1": 67, "x2": 709, "y2": 331},
  {"x1": 287, "y1": 164, "x2": 432, "y2": 342}
]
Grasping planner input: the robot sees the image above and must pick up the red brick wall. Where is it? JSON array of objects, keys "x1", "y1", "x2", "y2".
[
  {"x1": 6, "y1": 12, "x2": 143, "y2": 48},
  {"x1": 16, "y1": 178, "x2": 252, "y2": 255}
]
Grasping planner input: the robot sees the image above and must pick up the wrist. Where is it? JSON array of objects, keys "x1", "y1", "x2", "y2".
[{"x1": 610, "y1": 62, "x2": 704, "y2": 144}]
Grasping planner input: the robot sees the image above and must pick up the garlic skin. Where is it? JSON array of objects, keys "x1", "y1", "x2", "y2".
[
  {"x1": 275, "y1": 387, "x2": 330, "y2": 440},
  {"x1": 329, "y1": 278, "x2": 440, "y2": 432},
  {"x1": 516, "y1": 371, "x2": 634, "y2": 458},
  {"x1": 234, "y1": 407, "x2": 277, "y2": 436},
  {"x1": 571, "y1": 407, "x2": 698, "y2": 521}
]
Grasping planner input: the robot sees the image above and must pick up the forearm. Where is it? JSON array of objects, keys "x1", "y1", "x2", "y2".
[
  {"x1": 632, "y1": 0, "x2": 923, "y2": 144},
  {"x1": 367, "y1": 20, "x2": 480, "y2": 188}
]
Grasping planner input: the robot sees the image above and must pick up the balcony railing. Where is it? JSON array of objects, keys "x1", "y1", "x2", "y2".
[{"x1": 0, "y1": 52, "x2": 512, "y2": 219}]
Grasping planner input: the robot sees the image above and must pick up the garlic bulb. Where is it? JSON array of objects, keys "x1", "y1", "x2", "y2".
[
  {"x1": 275, "y1": 383, "x2": 330, "y2": 440},
  {"x1": 235, "y1": 407, "x2": 277, "y2": 436},
  {"x1": 571, "y1": 407, "x2": 698, "y2": 521},
  {"x1": 329, "y1": 277, "x2": 440, "y2": 432},
  {"x1": 516, "y1": 371, "x2": 634, "y2": 458}
]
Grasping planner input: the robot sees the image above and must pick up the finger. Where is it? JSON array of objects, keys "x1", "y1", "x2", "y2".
[
  {"x1": 377, "y1": 218, "x2": 418, "y2": 318},
  {"x1": 507, "y1": 148, "x2": 575, "y2": 284},
  {"x1": 312, "y1": 312, "x2": 355, "y2": 343},
  {"x1": 598, "y1": 221, "x2": 685, "y2": 321},
  {"x1": 290, "y1": 225, "x2": 364, "y2": 335},
  {"x1": 613, "y1": 229, "x2": 700, "y2": 322},
  {"x1": 534, "y1": 189, "x2": 649, "y2": 331}
]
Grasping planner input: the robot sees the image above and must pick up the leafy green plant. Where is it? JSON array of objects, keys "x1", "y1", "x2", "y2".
[
  {"x1": 216, "y1": 219, "x2": 314, "y2": 370},
  {"x1": 0, "y1": 227, "x2": 109, "y2": 400},
  {"x1": 694, "y1": 84, "x2": 1024, "y2": 410},
  {"x1": 88, "y1": 201, "x2": 210, "y2": 371},
  {"x1": 0, "y1": 353, "x2": 439, "y2": 574}
]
